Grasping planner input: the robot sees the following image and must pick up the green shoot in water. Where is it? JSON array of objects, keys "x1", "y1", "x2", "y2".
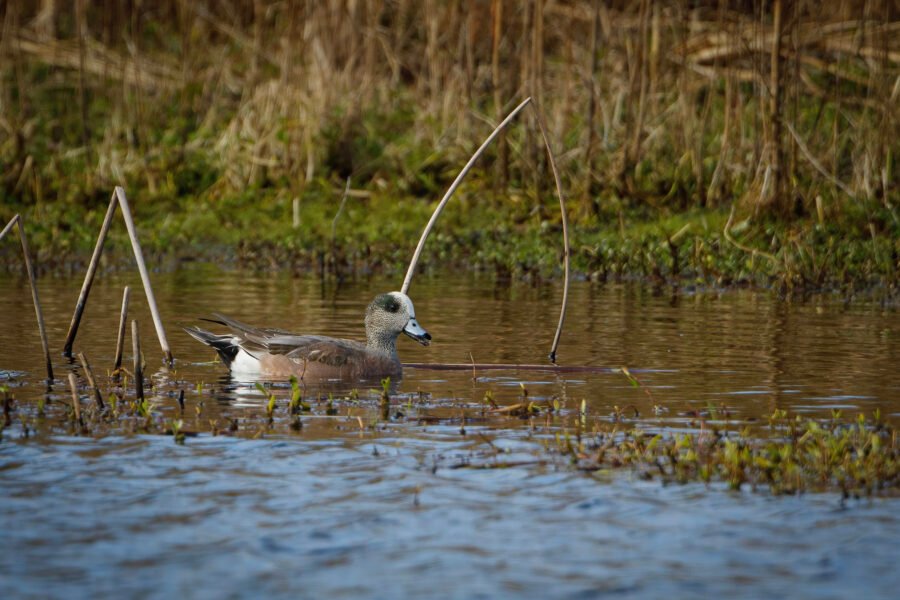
[
  {"x1": 289, "y1": 376, "x2": 301, "y2": 411},
  {"x1": 170, "y1": 419, "x2": 185, "y2": 445},
  {"x1": 255, "y1": 383, "x2": 277, "y2": 418}
]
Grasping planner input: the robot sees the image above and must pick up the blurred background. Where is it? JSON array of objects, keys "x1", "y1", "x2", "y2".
[{"x1": 0, "y1": 1, "x2": 897, "y2": 285}]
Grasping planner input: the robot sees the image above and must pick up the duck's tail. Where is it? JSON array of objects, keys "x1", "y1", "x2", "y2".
[{"x1": 184, "y1": 326, "x2": 240, "y2": 367}]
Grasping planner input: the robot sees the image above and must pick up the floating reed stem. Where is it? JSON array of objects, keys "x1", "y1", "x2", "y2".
[
  {"x1": 400, "y1": 97, "x2": 532, "y2": 294},
  {"x1": 2, "y1": 214, "x2": 53, "y2": 381},
  {"x1": 114, "y1": 286, "x2": 130, "y2": 372},
  {"x1": 63, "y1": 192, "x2": 117, "y2": 357},
  {"x1": 403, "y1": 362, "x2": 613, "y2": 374},
  {"x1": 132, "y1": 320, "x2": 144, "y2": 401},
  {"x1": 533, "y1": 105, "x2": 570, "y2": 363},
  {"x1": 77, "y1": 351, "x2": 104, "y2": 410},
  {"x1": 67, "y1": 372, "x2": 82, "y2": 424},
  {"x1": 116, "y1": 187, "x2": 173, "y2": 364}
]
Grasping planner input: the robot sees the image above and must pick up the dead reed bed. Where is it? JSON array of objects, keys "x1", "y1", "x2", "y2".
[{"x1": 0, "y1": 1, "x2": 897, "y2": 287}]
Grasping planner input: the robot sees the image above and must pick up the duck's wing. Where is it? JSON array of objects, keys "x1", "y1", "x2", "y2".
[
  {"x1": 205, "y1": 313, "x2": 317, "y2": 351},
  {"x1": 204, "y1": 313, "x2": 295, "y2": 337},
  {"x1": 283, "y1": 338, "x2": 375, "y2": 368}
]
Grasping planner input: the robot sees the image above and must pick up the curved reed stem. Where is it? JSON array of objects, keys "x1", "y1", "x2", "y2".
[
  {"x1": 400, "y1": 97, "x2": 532, "y2": 295},
  {"x1": 533, "y1": 104, "x2": 570, "y2": 363}
]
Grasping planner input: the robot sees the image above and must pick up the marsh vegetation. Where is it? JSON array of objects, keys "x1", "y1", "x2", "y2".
[{"x1": 0, "y1": 1, "x2": 897, "y2": 292}]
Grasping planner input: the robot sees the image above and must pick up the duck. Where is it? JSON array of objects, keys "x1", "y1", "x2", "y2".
[{"x1": 185, "y1": 291, "x2": 431, "y2": 381}]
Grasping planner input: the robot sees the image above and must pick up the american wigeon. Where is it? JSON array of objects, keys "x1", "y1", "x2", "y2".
[{"x1": 185, "y1": 291, "x2": 431, "y2": 380}]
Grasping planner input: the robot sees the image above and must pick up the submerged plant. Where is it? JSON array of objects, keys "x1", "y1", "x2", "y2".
[
  {"x1": 325, "y1": 393, "x2": 338, "y2": 417},
  {"x1": 380, "y1": 377, "x2": 391, "y2": 420},
  {"x1": 552, "y1": 410, "x2": 898, "y2": 496},
  {"x1": 170, "y1": 419, "x2": 185, "y2": 445},
  {"x1": 1, "y1": 385, "x2": 12, "y2": 430}
]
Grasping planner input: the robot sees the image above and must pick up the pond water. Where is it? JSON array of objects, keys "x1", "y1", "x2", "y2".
[{"x1": 1, "y1": 266, "x2": 898, "y2": 598}]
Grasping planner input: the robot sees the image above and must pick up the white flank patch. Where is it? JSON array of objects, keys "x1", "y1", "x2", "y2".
[{"x1": 230, "y1": 347, "x2": 261, "y2": 375}]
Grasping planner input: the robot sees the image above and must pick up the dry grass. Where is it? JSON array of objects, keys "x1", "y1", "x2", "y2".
[{"x1": 0, "y1": 1, "x2": 896, "y2": 230}]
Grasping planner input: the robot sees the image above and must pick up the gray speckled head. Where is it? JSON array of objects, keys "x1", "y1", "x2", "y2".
[{"x1": 365, "y1": 292, "x2": 431, "y2": 357}]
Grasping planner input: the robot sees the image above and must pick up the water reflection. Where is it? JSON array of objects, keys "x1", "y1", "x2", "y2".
[{"x1": 1, "y1": 266, "x2": 899, "y2": 418}]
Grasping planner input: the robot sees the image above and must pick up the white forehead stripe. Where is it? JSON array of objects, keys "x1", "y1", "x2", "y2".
[{"x1": 391, "y1": 291, "x2": 416, "y2": 318}]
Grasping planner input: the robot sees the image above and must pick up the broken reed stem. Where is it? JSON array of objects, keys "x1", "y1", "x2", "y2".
[
  {"x1": 4, "y1": 214, "x2": 54, "y2": 381},
  {"x1": 63, "y1": 187, "x2": 172, "y2": 364},
  {"x1": 67, "y1": 372, "x2": 82, "y2": 424},
  {"x1": 403, "y1": 362, "x2": 614, "y2": 374},
  {"x1": 77, "y1": 351, "x2": 104, "y2": 410},
  {"x1": 533, "y1": 104, "x2": 570, "y2": 363},
  {"x1": 63, "y1": 192, "x2": 117, "y2": 357},
  {"x1": 400, "y1": 97, "x2": 532, "y2": 295},
  {"x1": 132, "y1": 319, "x2": 144, "y2": 401},
  {"x1": 115, "y1": 187, "x2": 173, "y2": 364},
  {"x1": 114, "y1": 286, "x2": 130, "y2": 372}
]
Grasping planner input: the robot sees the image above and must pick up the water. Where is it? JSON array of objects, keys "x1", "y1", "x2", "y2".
[{"x1": 1, "y1": 266, "x2": 899, "y2": 598}]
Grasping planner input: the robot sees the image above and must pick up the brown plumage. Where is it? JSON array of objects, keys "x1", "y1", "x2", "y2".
[{"x1": 185, "y1": 292, "x2": 431, "y2": 381}]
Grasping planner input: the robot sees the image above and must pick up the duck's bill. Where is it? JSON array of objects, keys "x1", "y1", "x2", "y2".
[{"x1": 403, "y1": 319, "x2": 432, "y2": 346}]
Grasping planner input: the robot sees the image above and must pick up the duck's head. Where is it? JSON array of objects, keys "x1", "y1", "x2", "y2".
[{"x1": 365, "y1": 291, "x2": 431, "y2": 348}]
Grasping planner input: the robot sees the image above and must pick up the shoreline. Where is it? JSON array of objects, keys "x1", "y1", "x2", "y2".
[{"x1": 2, "y1": 242, "x2": 896, "y2": 304}]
